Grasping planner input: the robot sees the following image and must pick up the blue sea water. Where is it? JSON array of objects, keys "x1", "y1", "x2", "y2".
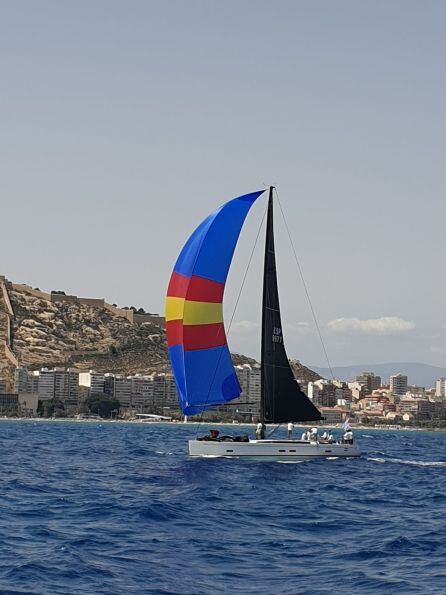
[{"x1": 1, "y1": 421, "x2": 445, "y2": 594}]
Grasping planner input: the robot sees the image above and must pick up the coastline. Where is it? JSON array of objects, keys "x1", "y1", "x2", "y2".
[{"x1": 1, "y1": 417, "x2": 445, "y2": 432}]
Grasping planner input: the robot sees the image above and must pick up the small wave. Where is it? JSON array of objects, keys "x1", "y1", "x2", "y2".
[
  {"x1": 361, "y1": 434, "x2": 373, "y2": 438},
  {"x1": 276, "y1": 460, "x2": 306, "y2": 464},
  {"x1": 368, "y1": 457, "x2": 446, "y2": 467}
]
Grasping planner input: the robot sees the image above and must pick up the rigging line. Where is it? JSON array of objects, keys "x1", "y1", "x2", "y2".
[
  {"x1": 274, "y1": 188, "x2": 335, "y2": 381},
  {"x1": 267, "y1": 424, "x2": 281, "y2": 438},
  {"x1": 193, "y1": 202, "x2": 268, "y2": 436}
]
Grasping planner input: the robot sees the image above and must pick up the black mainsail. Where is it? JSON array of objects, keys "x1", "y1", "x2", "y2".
[{"x1": 260, "y1": 188, "x2": 322, "y2": 424}]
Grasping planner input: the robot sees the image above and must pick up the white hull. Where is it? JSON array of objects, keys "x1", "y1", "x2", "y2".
[{"x1": 188, "y1": 439, "x2": 360, "y2": 460}]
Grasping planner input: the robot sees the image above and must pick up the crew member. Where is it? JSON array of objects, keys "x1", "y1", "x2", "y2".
[
  {"x1": 309, "y1": 427, "x2": 319, "y2": 442},
  {"x1": 256, "y1": 422, "x2": 266, "y2": 440},
  {"x1": 287, "y1": 421, "x2": 294, "y2": 439},
  {"x1": 343, "y1": 429, "x2": 353, "y2": 444}
]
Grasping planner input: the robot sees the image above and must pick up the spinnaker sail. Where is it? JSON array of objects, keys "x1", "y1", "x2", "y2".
[{"x1": 166, "y1": 190, "x2": 265, "y2": 415}]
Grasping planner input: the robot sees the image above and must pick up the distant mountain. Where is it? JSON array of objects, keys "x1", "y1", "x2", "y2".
[{"x1": 311, "y1": 362, "x2": 446, "y2": 388}]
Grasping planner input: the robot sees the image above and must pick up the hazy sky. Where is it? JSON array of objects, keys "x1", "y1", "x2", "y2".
[{"x1": 2, "y1": 1, "x2": 446, "y2": 367}]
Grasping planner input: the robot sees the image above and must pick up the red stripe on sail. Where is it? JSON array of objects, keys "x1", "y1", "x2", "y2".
[
  {"x1": 183, "y1": 323, "x2": 227, "y2": 351},
  {"x1": 166, "y1": 319, "x2": 183, "y2": 347},
  {"x1": 167, "y1": 272, "x2": 189, "y2": 298},
  {"x1": 186, "y1": 275, "x2": 224, "y2": 303},
  {"x1": 167, "y1": 273, "x2": 224, "y2": 303}
]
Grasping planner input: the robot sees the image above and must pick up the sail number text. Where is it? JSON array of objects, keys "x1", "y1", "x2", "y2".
[{"x1": 272, "y1": 327, "x2": 283, "y2": 343}]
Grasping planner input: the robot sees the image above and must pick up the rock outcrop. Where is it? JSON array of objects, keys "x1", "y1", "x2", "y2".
[{"x1": 0, "y1": 277, "x2": 323, "y2": 383}]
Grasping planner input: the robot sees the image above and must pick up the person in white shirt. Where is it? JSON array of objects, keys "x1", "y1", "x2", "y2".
[
  {"x1": 309, "y1": 427, "x2": 319, "y2": 442},
  {"x1": 301, "y1": 430, "x2": 308, "y2": 441},
  {"x1": 256, "y1": 422, "x2": 263, "y2": 440},
  {"x1": 287, "y1": 421, "x2": 294, "y2": 439},
  {"x1": 343, "y1": 429, "x2": 353, "y2": 444},
  {"x1": 328, "y1": 432, "x2": 334, "y2": 443}
]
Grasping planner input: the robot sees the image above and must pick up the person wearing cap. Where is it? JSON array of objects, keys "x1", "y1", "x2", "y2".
[{"x1": 287, "y1": 421, "x2": 294, "y2": 439}]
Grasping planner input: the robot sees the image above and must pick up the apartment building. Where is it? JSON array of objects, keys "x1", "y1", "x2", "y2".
[
  {"x1": 390, "y1": 373, "x2": 408, "y2": 396},
  {"x1": 79, "y1": 371, "x2": 105, "y2": 395},
  {"x1": 435, "y1": 378, "x2": 446, "y2": 398},
  {"x1": 37, "y1": 368, "x2": 79, "y2": 405},
  {"x1": 131, "y1": 374, "x2": 155, "y2": 411},
  {"x1": 114, "y1": 376, "x2": 132, "y2": 408},
  {"x1": 14, "y1": 367, "x2": 29, "y2": 393},
  {"x1": 355, "y1": 371, "x2": 381, "y2": 394}
]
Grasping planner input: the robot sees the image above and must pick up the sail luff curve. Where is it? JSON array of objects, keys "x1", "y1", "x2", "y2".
[{"x1": 166, "y1": 190, "x2": 265, "y2": 415}]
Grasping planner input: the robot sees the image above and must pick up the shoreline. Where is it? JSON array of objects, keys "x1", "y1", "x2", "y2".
[{"x1": 1, "y1": 417, "x2": 445, "y2": 432}]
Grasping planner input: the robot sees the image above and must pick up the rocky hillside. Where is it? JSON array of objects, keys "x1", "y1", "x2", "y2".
[
  {"x1": 8, "y1": 285, "x2": 168, "y2": 374},
  {"x1": 290, "y1": 359, "x2": 323, "y2": 385},
  {"x1": 2, "y1": 279, "x2": 323, "y2": 381}
]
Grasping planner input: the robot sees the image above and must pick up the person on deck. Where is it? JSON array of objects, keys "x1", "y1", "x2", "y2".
[
  {"x1": 256, "y1": 422, "x2": 263, "y2": 440},
  {"x1": 328, "y1": 431, "x2": 334, "y2": 443},
  {"x1": 287, "y1": 421, "x2": 294, "y2": 439},
  {"x1": 343, "y1": 429, "x2": 353, "y2": 444},
  {"x1": 309, "y1": 427, "x2": 319, "y2": 442},
  {"x1": 301, "y1": 430, "x2": 308, "y2": 441}
]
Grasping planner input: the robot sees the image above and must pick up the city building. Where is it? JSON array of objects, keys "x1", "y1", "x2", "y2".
[
  {"x1": 390, "y1": 373, "x2": 408, "y2": 395},
  {"x1": 18, "y1": 393, "x2": 39, "y2": 416},
  {"x1": 435, "y1": 378, "x2": 446, "y2": 398},
  {"x1": 28, "y1": 371, "x2": 40, "y2": 394},
  {"x1": 37, "y1": 367, "x2": 79, "y2": 406},
  {"x1": 318, "y1": 407, "x2": 347, "y2": 424},
  {"x1": 308, "y1": 379, "x2": 336, "y2": 407},
  {"x1": 104, "y1": 373, "x2": 115, "y2": 397},
  {"x1": 355, "y1": 371, "x2": 381, "y2": 394},
  {"x1": 347, "y1": 381, "x2": 367, "y2": 401},
  {"x1": 131, "y1": 374, "x2": 155, "y2": 411},
  {"x1": 223, "y1": 364, "x2": 261, "y2": 419},
  {"x1": 114, "y1": 376, "x2": 132, "y2": 408},
  {"x1": 79, "y1": 370, "x2": 105, "y2": 395},
  {"x1": 0, "y1": 393, "x2": 18, "y2": 414},
  {"x1": 14, "y1": 367, "x2": 29, "y2": 393}
]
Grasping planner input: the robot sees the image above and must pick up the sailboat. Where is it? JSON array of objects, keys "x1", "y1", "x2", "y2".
[{"x1": 166, "y1": 188, "x2": 360, "y2": 460}]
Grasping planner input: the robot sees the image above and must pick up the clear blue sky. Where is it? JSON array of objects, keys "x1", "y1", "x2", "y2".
[{"x1": 2, "y1": 1, "x2": 446, "y2": 367}]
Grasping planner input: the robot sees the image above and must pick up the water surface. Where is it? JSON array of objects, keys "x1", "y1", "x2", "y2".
[{"x1": 1, "y1": 421, "x2": 445, "y2": 594}]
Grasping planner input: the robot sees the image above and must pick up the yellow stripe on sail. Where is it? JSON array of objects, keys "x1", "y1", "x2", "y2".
[
  {"x1": 165, "y1": 297, "x2": 185, "y2": 322},
  {"x1": 183, "y1": 300, "x2": 223, "y2": 325}
]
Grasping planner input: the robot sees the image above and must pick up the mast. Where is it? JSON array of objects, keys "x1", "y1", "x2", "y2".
[{"x1": 260, "y1": 187, "x2": 274, "y2": 424}]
